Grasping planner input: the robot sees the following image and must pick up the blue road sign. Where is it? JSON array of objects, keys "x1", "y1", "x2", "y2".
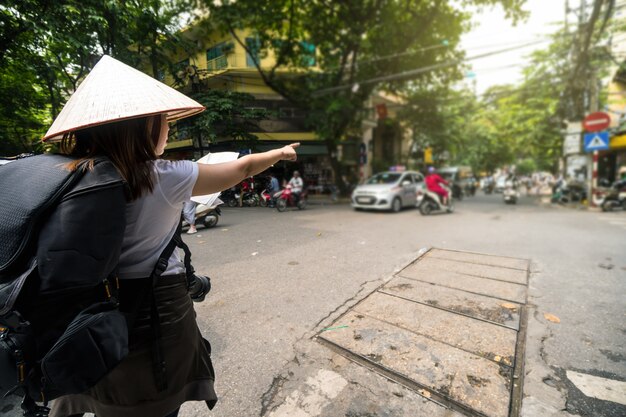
[{"x1": 583, "y1": 131, "x2": 609, "y2": 152}]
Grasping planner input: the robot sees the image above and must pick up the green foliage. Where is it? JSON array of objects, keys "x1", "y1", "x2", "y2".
[
  {"x1": 0, "y1": 0, "x2": 194, "y2": 155},
  {"x1": 202, "y1": 0, "x2": 526, "y2": 187},
  {"x1": 516, "y1": 158, "x2": 537, "y2": 176},
  {"x1": 186, "y1": 89, "x2": 269, "y2": 144},
  {"x1": 398, "y1": 22, "x2": 616, "y2": 175}
]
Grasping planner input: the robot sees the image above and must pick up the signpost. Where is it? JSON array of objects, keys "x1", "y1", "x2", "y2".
[
  {"x1": 583, "y1": 131, "x2": 610, "y2": 152},
  {"x1": 582, "y1": 112, "x2": 610, "y2": 132},
  {"x1": 582, "y1": 112, "x2": 611, "y2": 208}
]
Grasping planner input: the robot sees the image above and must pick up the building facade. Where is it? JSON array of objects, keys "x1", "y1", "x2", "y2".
[
  {"x1": 603, "y1": 0, "x2": 626, "y2": 182},
  {"x1": 160, "y1": 24, "x2": 334, "y2": 191},
  {"x1": 160, "y1": 22, "x2": 415, "y2": 190}
]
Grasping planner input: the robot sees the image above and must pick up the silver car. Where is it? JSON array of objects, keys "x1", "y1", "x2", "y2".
[{"x1": 351, "y1": 171, "x2": 424, "y2": 212}]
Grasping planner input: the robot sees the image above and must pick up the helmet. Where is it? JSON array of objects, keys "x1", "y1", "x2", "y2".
[{"x1": 427, "y1": 166, "x2": 436, "y2": 174}]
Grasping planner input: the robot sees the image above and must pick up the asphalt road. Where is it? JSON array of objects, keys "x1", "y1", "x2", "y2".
[
  {"x1": 3, "y1": 192, "x2": 624, "y2": 416},
  {"x1": 176, "y1": 192, "x2": 625, "y2": 417}
]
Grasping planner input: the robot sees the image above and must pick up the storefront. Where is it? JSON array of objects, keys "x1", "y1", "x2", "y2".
[
  {"x1": 601, "y1": 132, "x2": 626, "y2": 182},
  {"x1": 165, "y1": 138, "x2": 333, "y2": 192}
]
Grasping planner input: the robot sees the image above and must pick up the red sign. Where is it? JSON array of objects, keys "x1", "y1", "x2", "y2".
[
  {"x1": 583, "y1": 112, "x2": 611, "y2": 132},
  {"x1": 376, "y1": 104, "x2": 388, "y2": 120}
]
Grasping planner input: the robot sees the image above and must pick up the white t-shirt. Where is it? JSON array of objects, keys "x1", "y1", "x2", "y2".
[
  {"x1": 288, "y1": 176, "x2": 303, "y2": 193},
  {"x1": 118, "y1": 159, "x2": 199, "y2": 279}
]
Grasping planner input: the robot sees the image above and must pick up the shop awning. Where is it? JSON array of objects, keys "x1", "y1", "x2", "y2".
[{"x1": 610, "y1": 133, "x2": 626, "y2": 149}]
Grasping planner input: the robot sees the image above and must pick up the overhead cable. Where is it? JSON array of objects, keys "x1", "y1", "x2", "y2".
[{"x1": 312, "y1": 38, "x2": 551, "y2": 97}]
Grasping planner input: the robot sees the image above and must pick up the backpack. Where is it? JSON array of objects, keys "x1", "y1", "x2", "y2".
[{"x1": 0, "y1": 154, "x2": 129, "y2": 415}]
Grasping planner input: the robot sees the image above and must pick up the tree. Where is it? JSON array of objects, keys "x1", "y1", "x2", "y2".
[
  {"x1": 184, "y1": 89, "x2": 270, "y2": 147},
  {"x1": 406, "y1": 19, "x2": 614, "y2": 176},
  {"x1": 0, "y1": 0, "x2": 194, "y2": 156},
  {"x1": 201, "y1": 0, "x2": 527, "y2": 192}
]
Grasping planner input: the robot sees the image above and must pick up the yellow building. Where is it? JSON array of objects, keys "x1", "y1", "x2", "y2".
[
  {"x1": 602, "y1": 0, "x2": 626, "y2": 182},
  {"x1": 161, "y1": 24, "x2": 334, "y2": 191}
]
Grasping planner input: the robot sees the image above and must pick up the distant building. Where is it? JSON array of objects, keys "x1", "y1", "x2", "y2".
[
  {"x1": 160, "y1": 20, "x2": 416, "y2": 189},
  {"x1": 160, "y1": 23, "x2": 332, "y2": 191},
  {"x1": 603, "y1": 0, "x2": 626, "y2": 182}
]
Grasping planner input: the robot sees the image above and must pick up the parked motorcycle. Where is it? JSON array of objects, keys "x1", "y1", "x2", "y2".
[
  {"x1": 419, "y1": 186, "x2": 453, "y2": 215},
  {"x1": 275, "y1": 185, "x2": 307, "y2": 212},
  {"x1": 182, "y1": 199, "x2": 223, "y2": 230},
  {"x1": 241, "y1": 190, "x2": 260, "y2": 207},
  {"x1": 259, "y1": 188, "x2": 275, "y2": 207},
  {"x1": 551, "y1": 179, "x2": 586, "y2": 204},
  {"x1": 599, "y1": 179, "x2": 626, "y2": 212},
  {"x1": 221, "y1": 188, "x2": 260, "y2": 207},
  {"x1": 219, "y1": 188, "x2": 239, "y2": 207}
]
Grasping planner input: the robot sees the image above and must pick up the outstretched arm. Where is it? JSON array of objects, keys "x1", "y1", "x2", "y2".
[{"x1": 192, "y1": 143, "x2": 299, "y2": 196}]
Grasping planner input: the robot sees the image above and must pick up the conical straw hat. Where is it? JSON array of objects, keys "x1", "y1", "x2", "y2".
[{"x1": 43, "y1": 55, "x2": 205, "y2": 142}]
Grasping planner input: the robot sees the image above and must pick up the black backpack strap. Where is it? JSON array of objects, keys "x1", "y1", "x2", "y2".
[
  {"x1": 20, "y1": 390, "x2": 49, "y2": 417},
  {"x1": 171, "y1": 224, "x2": 195, "y2": 288},
  {"x1": 124, "y1": 222, "x2": 195, "y2": 393},
  {"x1": 145, "y1": 223, "x2": 186, "y2": 393}
]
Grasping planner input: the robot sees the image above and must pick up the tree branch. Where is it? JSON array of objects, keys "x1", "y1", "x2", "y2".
[{"x1": 225, "y1": 21, "x2": 303, "y2": 106}]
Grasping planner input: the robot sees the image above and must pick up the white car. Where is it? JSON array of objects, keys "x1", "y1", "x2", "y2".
[
  {"x1": 351, "y1": 171, "x2": 424, "y2": 212},
  {"x1": 495, "y1": 175, "x2": 507, "y2": 193}
]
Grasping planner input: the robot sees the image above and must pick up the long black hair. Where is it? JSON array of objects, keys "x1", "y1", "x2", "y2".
[{"x1": 60, "y1": 115, "x2": 163, "y2": 201}]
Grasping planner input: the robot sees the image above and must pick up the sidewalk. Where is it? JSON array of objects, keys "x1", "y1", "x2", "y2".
[{"x1": 263, "y1": 247, "x2": 532, "y2": 417}]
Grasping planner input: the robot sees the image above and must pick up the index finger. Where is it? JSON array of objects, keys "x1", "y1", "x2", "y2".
[{"x1": 288, "y1": 143, "x2": 301, "y2": 149}]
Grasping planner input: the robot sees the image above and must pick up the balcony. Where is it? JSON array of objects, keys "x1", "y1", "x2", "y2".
[{"x1": 206, "y1": 55, "x2": 228, "y2": 72}]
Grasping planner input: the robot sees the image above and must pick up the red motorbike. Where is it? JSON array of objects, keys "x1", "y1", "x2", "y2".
[
  {"x1": 259, "y1": 188, "x2": 274, "y2": 207},
  {"x1": 274, "y1": 185, "x2": 307, "y2": 212}
]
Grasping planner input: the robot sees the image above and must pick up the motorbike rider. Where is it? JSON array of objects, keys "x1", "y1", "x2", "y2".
[
  {"x1": 287, "y1": 170, "x2": 304, "y2": 204},
  {"x1": 263, "y1": 173, "x2": 280, "y2": 208},
  {"x1": 268, "y1": 174, "x2": 280, "y2": 194},
  {"x1": 505, "y1": 171, "x2": 519, "y2": 190},
  {"x1": 425, "y1": 166, "x2": 449, "y2": 205}
]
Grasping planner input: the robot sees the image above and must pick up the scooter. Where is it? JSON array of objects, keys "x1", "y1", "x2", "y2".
[
  {"x1": 419, "y1": 186, "x2": 453, "y2": 215},
  {"x1": 275, "y1": 185, "x2": 307, "y2": 212},
  {"x1": 551, "y1": 179, "x2": 586, "y2": 204},
  {"x1": 503, "y1": 180, "x2": 520, "y2": 204},
  {"x1": 182, "y1": 199, "x2": 223, "y2": 230},
  {"x1": 219, "y1": 188, "x2": 239, "y2": 207},
  {"x1": 259, "y1": 188, "x2": 274, "y2": 207},
  {"x1": 599, "y1": 179, "x2": 626, "y2": 211}
]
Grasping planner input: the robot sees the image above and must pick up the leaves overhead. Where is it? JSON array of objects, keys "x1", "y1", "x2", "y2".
[
  {"x1": 0, "y1": 0, "x2": 194, "y2": 155},
  {"x1": 202, "y1": 0, "x2": 526, "y2": 186}
]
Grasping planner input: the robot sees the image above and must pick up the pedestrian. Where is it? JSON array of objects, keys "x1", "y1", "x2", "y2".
[
  {"x1": 182, "y1": 199, "x2": 198, "y2": 234},
  {"x1": 44, "y1": 55, "x2": 299, "y2": 417}
]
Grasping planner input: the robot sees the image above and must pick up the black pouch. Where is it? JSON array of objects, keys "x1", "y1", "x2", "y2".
[
  {"x1": 40, "y1": 302, "x2": 129, "y2": 396},
  {"x1": 0, "y1": 312, "x2": 33, "y2": 396}
]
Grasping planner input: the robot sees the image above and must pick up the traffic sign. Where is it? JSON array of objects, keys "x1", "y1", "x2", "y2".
[
  {"x1": 583, "y1": 131, "x2": 609, "y2": 152},
  {"x1": 583, "y1": 112, "x2": 611, "y2": 132}
]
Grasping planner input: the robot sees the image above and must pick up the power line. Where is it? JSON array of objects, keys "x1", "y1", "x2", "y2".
[{"x1": 312, "y1": 38, "x2": 552, "y2": 97}]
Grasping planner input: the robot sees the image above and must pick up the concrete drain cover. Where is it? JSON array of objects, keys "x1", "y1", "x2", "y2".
[{"x1": 317, "y1": 248, "x2": 529, "y2": 417}]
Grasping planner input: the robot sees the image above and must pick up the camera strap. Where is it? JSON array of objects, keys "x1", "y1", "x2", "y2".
[{"x1": 170, "y1": 227, "x2": 194, "y2": 290}]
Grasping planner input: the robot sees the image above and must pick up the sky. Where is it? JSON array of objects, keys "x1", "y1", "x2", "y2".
[{"x1": 460, "y1": 0, "x2": 570, "y2": 94}]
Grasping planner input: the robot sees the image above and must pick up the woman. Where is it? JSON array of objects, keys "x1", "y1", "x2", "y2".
[
  {"x1": 425, "y1": 166, "x2": 450, "y2": 205},
  {"x1": 45, "y1": 55, "x2": 298, "y2": 417}
]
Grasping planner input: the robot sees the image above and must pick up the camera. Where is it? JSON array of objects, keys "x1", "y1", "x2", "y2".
[{"x1": 188, "y1": 274, "x2": 211, "y2": 303}]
